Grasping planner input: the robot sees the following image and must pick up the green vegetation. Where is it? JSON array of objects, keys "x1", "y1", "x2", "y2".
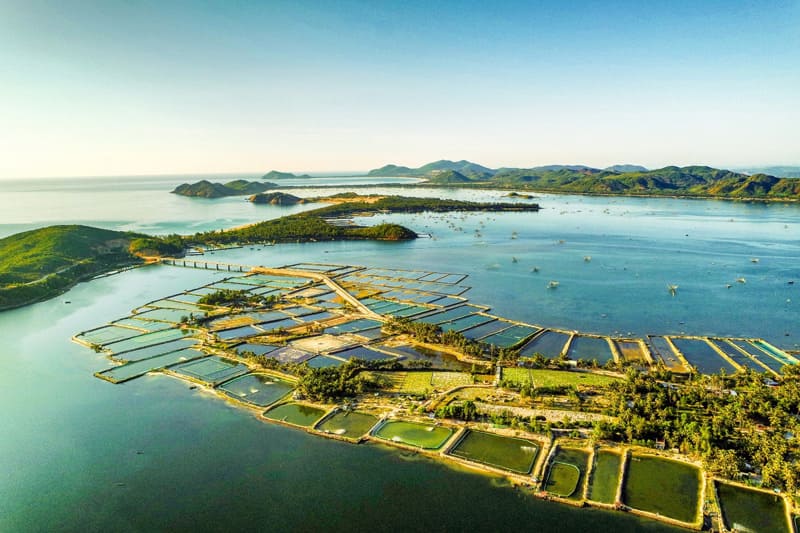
[
  {"x1": 171, "y1": 179, "x2": 277, "y2": 198},
  {"x1": 502, "y1": 368, "x2": 620, "y2": 388},
  {"x1": 366, "y1": 160, "x2": 800, "y2": 200},
  {"x1": 128, "y1": 234, "x2": 184, "y2": 256},
  {"x1": 0, "y1": 225, "x2": 141, "y2": 310},
  {"x1": 248, "y1": 192, "x2": 302, "y2": 205},
  {"x1": 294, "y1": 359, "x2": 397, "y2": 403},
  {"x1": 594, "y1": 366, "x2": 800, "y2": 493},
  {"x1": 197, "y1": 289, "x2": 278, "y2": 308}
]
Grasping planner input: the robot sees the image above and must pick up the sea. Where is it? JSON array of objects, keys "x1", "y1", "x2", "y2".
[{"x1": 1, "y1": 173, "x2": 797, "y2": 531}]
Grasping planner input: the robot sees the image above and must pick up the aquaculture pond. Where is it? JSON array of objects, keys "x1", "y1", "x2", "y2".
[
  {"x1": 647, "y1": 336, "x2": 689, "y2": 373},
  {"x1": 448, "y1": 430, "x2": 539, "y2": 474},
  {"x1": 567, "y1": 336, "x2": 615, "y2": 365},
  {"x1": 715, "y1": 481, "x2": 790, "y2": 533},
  {"x1": 264, "y1": 403, "x2": 326, "y2": 427},
  {"x1": 623, "y1": 455, "x2": 701, "y2": 524},
  {"x1": 218, "y1": 374, "x2": 294, "y2": 407},
  {"x1": 519, "y1": 331, "x2": 569, "y2": 358},
  {"x1": 111, "y1": 338, "x2": 198, "y2": 362},
  {"x1": 545, "y1": 448, "x2": 590, "y2": 499},
  {"x1": 615, "y1": 341, "x2": 647, "y2": 363},
  {"x1": 587, "y1": 450, "x2": 622, "y2": 504},
  {"x1": 373, "y1": 420, "x2": 454, "y2": 450},
  {"x1": 97, "y1": 348, "x2": 206, "y2": 383},
  {"x1": 670, "y1": 338, "x2": 736, "y2": 375},
  {"x1": 317, "y1": 411, "x2": 378, "y2": 439},
  {"x1": 171, "y1": 356, "x2": 249, "y2": 385},
  {"x1": 707, "y1": 339, "x2": 767, "y2": 373}
]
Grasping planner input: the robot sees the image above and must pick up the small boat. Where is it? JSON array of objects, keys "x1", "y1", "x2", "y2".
[
  {"x1": 531, "y1": 266, "x2": 540, "y2": 273},
  {"x1": 750, "y1": 258, "x2": 759, "y2": 263},
  {"x1": 736, "y1": 277, "x2": 746, "y2": 284},
  {"x1": 667, "y1": 284, "x2": 678, "y2": 296},
  {"x1": 512, "y1": 257, "x2": 518, "y2": 263},
  {"x1": 547, "y1": 281, "x2": 559, "y2": 289},
  {"x1": 584, "y1": 256, "x2": 592, "y2": 262}
]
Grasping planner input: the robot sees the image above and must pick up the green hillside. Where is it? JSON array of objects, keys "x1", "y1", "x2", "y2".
[{"x1": 0, "y1": 226, "x2": 142, "y2": 310}]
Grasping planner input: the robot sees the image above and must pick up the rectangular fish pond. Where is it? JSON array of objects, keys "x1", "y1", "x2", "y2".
[
  {"x1": 263, "y1": 403, "x2": 326, "y2": 427},
  {"x1": 317, "y1": 411, "x2": 379, "y2": 439},
  {"x1": 669, "y1": 337, "x2": 736, "y2": 375},
  {"x1": 218, "y1": 373, "x2": 294, "y2": 407},
  {"x1": 647, "y1": 336, "x2": 689, "y2": 373},
  {"x1": 614, "y1": 340, "x2": 648, "y2": 364},
  {"x1": 544, "y1": 448, "x2": 590, "y2": 500},
  {"x1": 519, "y1": 330, "x2": 569, "y2": 358},
  {"x1": 171, "y1": 356, "x2": 249, "y2": 385},
  {"x1": 373, "y1": 420, "x2": 454, "y2": 450},
  {"x1": 97, "y1": 348, "x2": 206, "y2": 383},
  {"x1": 586, "y1": 449, "x2": 622, "y2": 504},
  {"x1": 566, "y1": 336, "x2": 615, "y2": 365},
  {"x1": 707, "y1": 339, "x2": 767, "y2": 373},
  {"x1": 112, "y1": 338, "x2": 199, "y2": 362},
  {"x1": 715, "y1": 481, "x2": 790, "y2": 533},
  {"x1": 104, "y1": 328, "x2": 194, "y2": 354},
  {"x1": 622, "y1": 454, "x2": 701, "y2": 524},
  {"x1": 448, "y1": 430, "x2": 539, "y2": 474},
  {"x1": 728, "y1": 340, "x2": 785, "y2": 373}
]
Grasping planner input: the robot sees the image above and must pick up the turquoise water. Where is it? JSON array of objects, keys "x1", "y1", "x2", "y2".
[{"x1": 1, "y1": 174, "x2": 798, "y2": 530}]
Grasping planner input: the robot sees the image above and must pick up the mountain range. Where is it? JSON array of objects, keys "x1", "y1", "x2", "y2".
[{"x1": 366, "y1": 160, "x2": 800, "y2": 200}]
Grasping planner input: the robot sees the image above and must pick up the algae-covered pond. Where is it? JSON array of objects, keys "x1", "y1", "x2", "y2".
[
  {"x1": 716, "y1": 481, "x2": 790, "y2": 533},
  {"x1": 317, "y1": 411, "x2": 378, "y2": 438},
  {"x1": 373, "y1": 420, "x2": 454, "y2": 450},
  {"x1": 623, "y1": 455, "x2": 701, "y2": 524},
  {"x1": 448, "y1": 430, "x2": 539, "y2": 474},
  {"x1": 218, "y1": 373, "x2": 294, "y2": 407},
  {"x1": 545, "y1": 448, "x2": 590, "y2": 499},
  {"x1": 587, "y1": 450, "x2": 621, "y2": 504},
  {"x1": 264, "y1": 403, "x2": 326, "y2": 427}
]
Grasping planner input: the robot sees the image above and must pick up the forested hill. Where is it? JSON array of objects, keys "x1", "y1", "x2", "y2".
[
  {"x1": 0, "y1": 226, "x2": 144, "y2": 310},
  {"x1": 367, "y1": 160, "x2": 800, "y2": 200}
]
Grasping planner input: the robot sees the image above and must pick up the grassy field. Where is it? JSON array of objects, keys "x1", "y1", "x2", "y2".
[
  {"x1": 373, "y1": 371, "x2": 472, "y2": 394},
  {"x1": 503, "y1": 368, "x2": 619, "y2": 388}
]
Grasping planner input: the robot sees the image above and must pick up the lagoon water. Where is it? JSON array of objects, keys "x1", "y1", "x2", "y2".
[{"x1": 1, "y1": 174, "x2": 798, "y2": 530}]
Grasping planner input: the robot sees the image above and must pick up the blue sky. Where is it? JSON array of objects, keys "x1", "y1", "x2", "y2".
[{"x1": 1, "y1": 0, "x2": 798, "y2": 177}]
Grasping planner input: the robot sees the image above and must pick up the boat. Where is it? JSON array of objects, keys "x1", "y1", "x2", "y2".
[
  {"x1": 584, "y1": 256, "x2": 592, "y2": 262},
  {"x1": 736, "y1": 277, "x2": 746, "y2": 284},
  {"x1": 667, "y1": 284, "x2": 678, "y2": 296},
  {"x1": 750, "y1": 258, "x2": 759, "y2": 263},
  {"x1": 547, "y1": 281, "x2": 559, "y2": 289}
]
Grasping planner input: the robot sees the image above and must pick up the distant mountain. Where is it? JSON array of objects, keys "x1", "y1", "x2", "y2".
[
  {"x1": 172, "y1": 180, "x2": 276, "y2": 198},
  {"x1": 365, "y1": 160, "x2": 798, "y2": 199},
  {"x1": 604, "y1": 164, "x2": 648, "y2": 173},
  {"x1": 367, "y1": 159, "x2": 494, "y2": 180},
  {"x1": 366, "y1": 164, "x2": 416, "y2": 176},
  {"x1": 738, "y1": 166, "x2": 800, "y2": 178},
  {"x1": 261, "y1": 170, "x2": 314, "y2": 180}
]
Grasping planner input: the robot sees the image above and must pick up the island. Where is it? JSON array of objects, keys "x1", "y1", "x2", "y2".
[
  {"x1": 367, "y1": 160, "x2": 800, "y2": 201},
  {"x1": 248, "y1": 192, "x2": 303, "y2": 205},
  {"x1": 0, "y1": 195, "x2": 540, "y2": 310},
  {"x1": 172, "y1": 179, "x2": 277, "y2": 198}
]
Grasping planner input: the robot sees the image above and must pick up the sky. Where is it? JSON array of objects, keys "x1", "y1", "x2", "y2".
[{"x1": 0, "y1": 0, "x2": 798, "y2": 178}]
